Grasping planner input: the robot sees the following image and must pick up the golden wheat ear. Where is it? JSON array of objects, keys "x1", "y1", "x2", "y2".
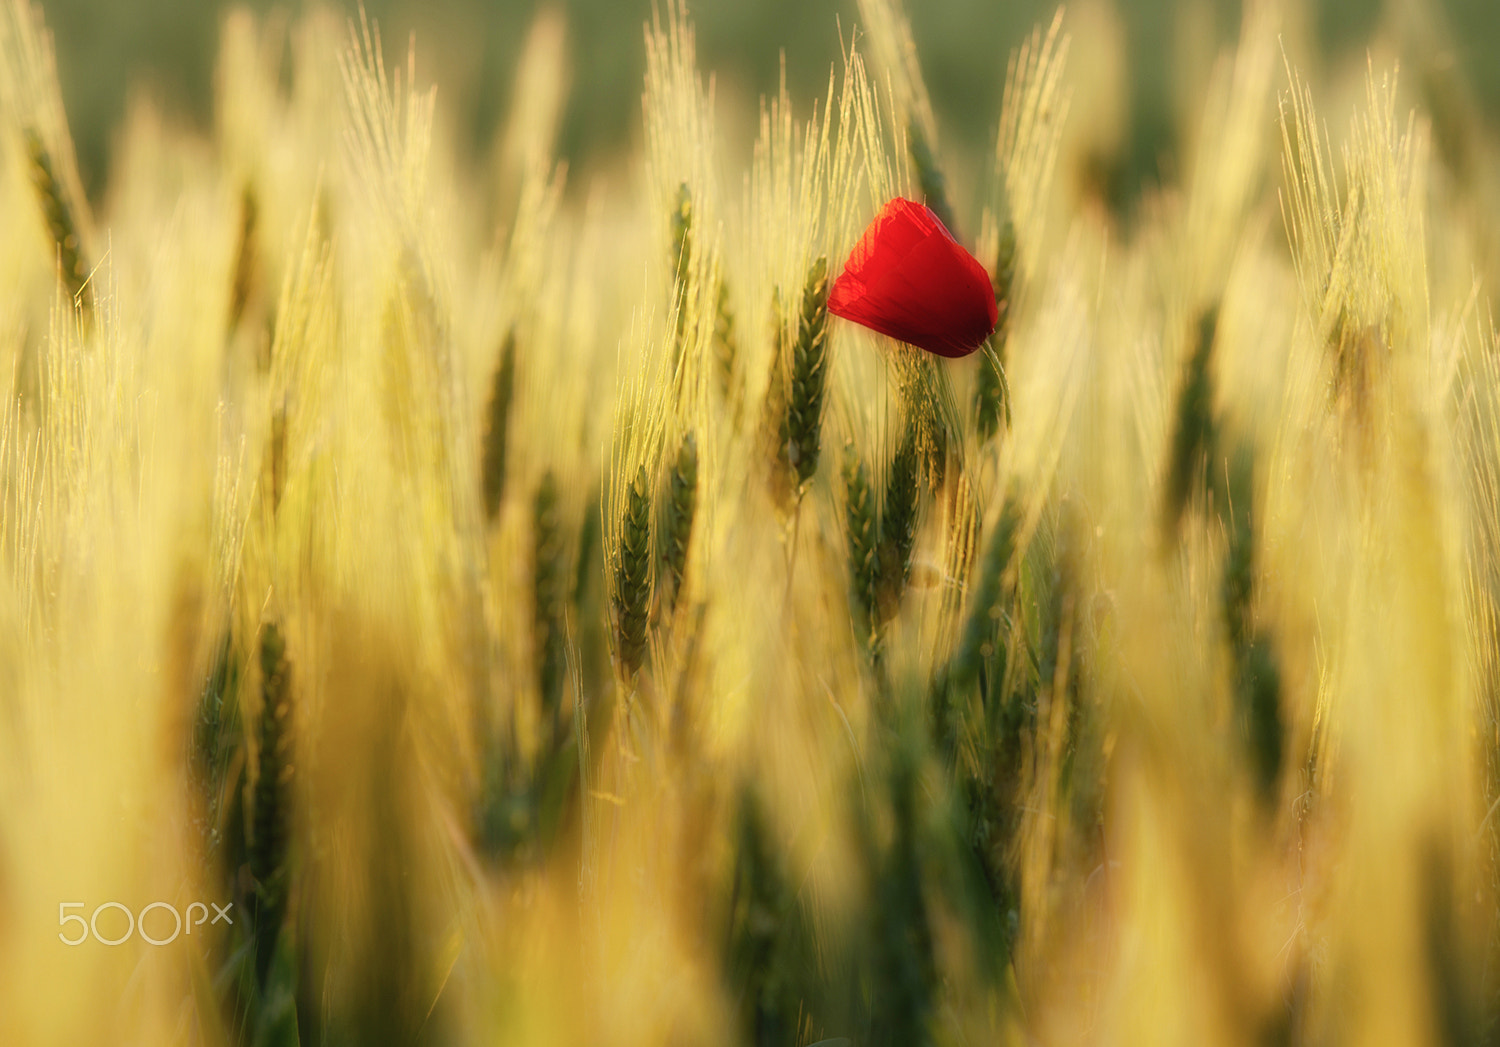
[
  {"x1": 3, "y1": 0, "x2": 96, "y2": 315},
  {"x1": 670, "y1": 182, "x2": 693, "y2": 351},
  {"x1": 712, "y1": 276, "x2": 742, "y2": 421},
  {"x1": 23, "y1": 127, "x2": 89, "y2": 310}
]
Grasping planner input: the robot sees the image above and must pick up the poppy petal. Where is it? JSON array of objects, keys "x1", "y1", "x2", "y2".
[{"x1": 828, "y1": 197, "x2": 999, "y2": 358}]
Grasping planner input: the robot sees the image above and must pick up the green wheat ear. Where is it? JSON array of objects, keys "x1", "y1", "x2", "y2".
[
  {"x1": 772, "y1": 256, "x2": 831, "y2": 506},
  {"x1": 264, "y1": 405, "x2": 287, "y2": 519},
  {"x1": 974, "y1": 340, "x2": 1010, "y2": 442},
  {"x1": 725, "y1": 783, "x2": 800, "y2": 1041},
  {"x1": 908, "y1": 121, "x2": 956, "y2": 236},
  {"x1": 659, "y1": 431, "x2": 698, "y2": 619},
  {"x1": 228, "y1": 184, "x2": 259, "y2": 334},
  {"x1": 612, "y1": 465, "x2": 654, "y2": 680},
  {"x1": 950, "y1": 495, "x2": 1022, "y2": 688},
  {"x1": 23, "y1": 128, "x2": 89, "y2": 311},
  {"x1": 192, "y1": 627, "x2": 241, "y2": 858},
  {"x1": 876, "y1": 418, "x2": 922, "y2": 622},
  {"x1": 250, "y1": 622, "x2": 294, "y2": 990},
  {"x1": 1218, "y1": 442, "x2": 1284, "y2": 807},
  {"x1": 868, "y1": 738, "x2": 937, "y2": 1046},
  {"x1": 1163, "y1": 307, "x2": 1220, "y2": 541},
  {"x1": 481, "y1": 329, "x2": 518, "y2": 522},
  {"x1": 976, "y1": 222, "x2": 1016, "y2": 440},
  {"x1": 842, "y1": 446, "x2": 881, "y2": 651},
  {"x1": 533, "y1": 472, "x2": 569, "y2": 727},
  {"x1": 1419, "y1": 840, "x2": 1489, "y2": 1047},
  {"x1": 992, "y1": 220, "x2": 1017, "y2": 342}
]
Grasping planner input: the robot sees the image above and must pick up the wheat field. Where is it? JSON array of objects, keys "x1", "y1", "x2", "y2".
[{"x1": 2, "y1": 0, "x2": 1500, "y2": 1044}]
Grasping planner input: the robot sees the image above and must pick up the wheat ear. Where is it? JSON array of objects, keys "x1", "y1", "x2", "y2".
[
  {"x1": 773, "y1": 256, "x2": 830, "y2": 504},
  {"x1": 659, "y1": 431, "x2": 698, "y2": 618},
  {"x1": 612, "y1": 465, "x2": 654, "y2": 680},
  {"x1": 250, "y1": 622, "x2": 294, "y2": 988},
  {"x1": 23, "y1": 127, "x2": 88, "y2": 309},
  {"x1": 481, "y1": 329, "x2": 518, "y2": 522}
]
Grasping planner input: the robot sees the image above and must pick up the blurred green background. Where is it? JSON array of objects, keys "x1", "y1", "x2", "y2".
[{"x1": 34, "y1": 0, "x2": 1500, "y2": 203}]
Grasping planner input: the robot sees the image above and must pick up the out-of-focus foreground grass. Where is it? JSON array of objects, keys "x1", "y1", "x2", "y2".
[{"x1": 6, "y1": 0, "x2": 1500, "y2": 1044}]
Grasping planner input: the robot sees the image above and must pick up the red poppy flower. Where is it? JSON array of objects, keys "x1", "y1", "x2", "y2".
[{"x1": 828, "y1": 197, "x2": 998, "y2": 358}]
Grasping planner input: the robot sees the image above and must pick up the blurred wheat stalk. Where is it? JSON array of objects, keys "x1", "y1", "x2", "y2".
[{"x1": 1, "y1": 0, "x2": 1500, "y2": 1044}]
